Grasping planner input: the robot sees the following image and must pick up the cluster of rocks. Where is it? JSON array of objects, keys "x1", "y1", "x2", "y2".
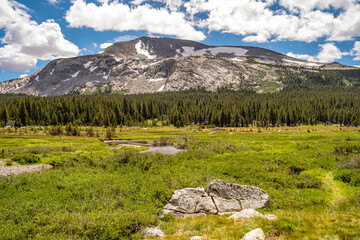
[
  {"x1": 144, "y1": 227, "x2": 266, "y2": 240},
  {"x1": 162, "y1": 179, "x2": 270, "y2": 217},
  {"x1": 144, "y1": 180, "x2": 276, "y2": 239}
]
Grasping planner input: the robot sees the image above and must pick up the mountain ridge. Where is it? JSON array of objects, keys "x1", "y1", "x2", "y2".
[{"x1": 0, "y1": 37, "x2": 357, "y2": 96}]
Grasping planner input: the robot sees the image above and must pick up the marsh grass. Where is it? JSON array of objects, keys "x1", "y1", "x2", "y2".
[{"x1": 0, "y1": 126, "x2": 359, "y2": 239}]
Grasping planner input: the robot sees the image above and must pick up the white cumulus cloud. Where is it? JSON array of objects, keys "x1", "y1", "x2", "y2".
[
  {"x1": 352, "y1": 42, "x2": 360, "y2": 61},
  {"x1": 316, "y1": 43, "x2": 344, "y2": 63},
  {"x1": 287, "y1": 43, "x2": 346, "y2": 63},
  {"x1": 184, "y1": 0, "x2": 360, "y2": 43},
  {"x1": 48, "y1": 0, "x2": 60, "y2": 5},
  {"x1": 114, "y1": 35, "x2": 138, "y2": 42},
  {"x1": 131, "y1": 0, "x2": 183, "y2": 10},
  {"x1": 286, "y1": 52, "x2": 316, "y2": 62},
  {"x1": 100, "y1": 43, "x2": 113, "y2": 49},
  {"x1": 65, "y1": 0, "x2": 205, "y2": 41},
  {"x1": 0, "y1": 0, "x2": 80, "y2": 72}
]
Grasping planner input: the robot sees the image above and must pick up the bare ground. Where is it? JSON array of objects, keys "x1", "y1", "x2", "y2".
[{"x1": 0, "y1": 164, "x2": 53, "y2": 177}]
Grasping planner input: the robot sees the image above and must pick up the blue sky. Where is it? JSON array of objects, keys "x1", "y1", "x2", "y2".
[{"x1": 1, "y1": 0, "x2": 360, "y2": 82}]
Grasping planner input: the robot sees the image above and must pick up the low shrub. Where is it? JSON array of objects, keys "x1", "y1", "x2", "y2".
[
  {"x1": 334, "y1": 145, "x2": 360, "y2": 155},
  {"x1": 151, "y1": 137, "x2": 173, "y2": 147},
  {"x1": 12, "y1": 154, "x2": 41, "y2": 165},
  {"x1": 294, "y1": 173, "x2": 322, "y2": 189},
  {"x1": 335, "y1": 169, "x2": 360, "y2": 186},
  {"x1": 62, "y1": 146, "x2": 73, "y2": 152}
]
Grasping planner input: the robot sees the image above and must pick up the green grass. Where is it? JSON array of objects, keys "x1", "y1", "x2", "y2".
[{"x1": 0, "y1": 126, "x2": 359, "y2": 239}]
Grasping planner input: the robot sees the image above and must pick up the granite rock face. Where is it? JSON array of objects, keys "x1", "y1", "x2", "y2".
[{"x1": 1, "y1": 37, "x2": 353, "y2": 96}]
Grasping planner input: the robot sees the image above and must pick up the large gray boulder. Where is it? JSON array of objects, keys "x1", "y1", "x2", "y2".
[
  {"x1": 163, "y1": 188, "x2": 217, "y2": 216},
  {"x1": 241, "y1": 228, "x2": 266, "y2": 240},
  {"x1": 205, "y1": 179, "x2": 270, "y2": 209},
  {"x1": 162, "y1": 180, "x2": 271, "y2": 217}
]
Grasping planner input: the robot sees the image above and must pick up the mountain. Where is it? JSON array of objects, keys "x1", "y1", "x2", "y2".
[{"x1": 0, "y1": 37, "x2": 357, "y2": 96}]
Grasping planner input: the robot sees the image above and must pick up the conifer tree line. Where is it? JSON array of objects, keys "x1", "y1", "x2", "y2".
[{"x1": 0, "y1": 90, "x2": 359, "y2": 128}]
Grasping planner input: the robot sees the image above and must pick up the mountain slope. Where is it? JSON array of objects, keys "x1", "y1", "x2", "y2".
[{"x1": 0, "y1": 37, "x2": 357, "y2": 96}]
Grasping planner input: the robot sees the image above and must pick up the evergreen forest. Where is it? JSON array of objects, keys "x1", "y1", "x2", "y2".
[{"x1": 0, "y1": 89, "x2": 360, "y2": 128}]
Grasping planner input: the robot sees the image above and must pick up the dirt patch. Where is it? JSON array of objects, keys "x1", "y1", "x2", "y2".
[{"x1": 0, "y1": 164, "x2": 53, "y2": 177}]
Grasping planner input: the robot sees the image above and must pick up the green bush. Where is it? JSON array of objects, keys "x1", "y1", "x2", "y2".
[
  {"x1": 12, "y1": 154, "x2": 41, "y2": 165},
  {"x1": 335, "y1": 169, "x2": 360, "y2": 186},
  {"x1": 294, "y1": 174, "x2": 322, "y2": 189},
  {"x1": 62, "y1": 146, "x2": 73, "y2": 152},
  {"x1": 86, "y1": 127, "x2": 95, "y2": 137},
  {"x1": 48, "y1": 126, "x2": 63, "y2": 136},
  {"x1": 66, "y1": 124, "x2": 81, "y2": 136},
  {"x1": 334, "y1": 145, "x2": 360, "y2": 155}
]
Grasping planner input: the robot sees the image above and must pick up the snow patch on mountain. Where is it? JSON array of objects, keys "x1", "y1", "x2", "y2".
[
  {"x1": 84, "y1": 61, "x2": 93, "y2": 68},
  {"x1": 149, "y1": 78, "x2": 166, "y2": 82},
  {"x1": 283, "y1": 59, "x2": 321, "y2": 67},
  {"x1": 72, "y1": 71, "x2": 80, "y2": 78},
  {"x1": 157, "y1": 85, "x2": 165, "y2": 92},
  {"x1": 89, "y1": 66, "x2": 98, "y2": 72},
  {"x1": 135, "y1": 40, "x2": 156, "y2": 59},
  {"x1": 232, "y1": 58, "x2": 244, "y2": 62}
]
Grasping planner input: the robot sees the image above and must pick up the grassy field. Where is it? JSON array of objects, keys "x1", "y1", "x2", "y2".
[{"x1": 0, "y1": 126, "x2": 359, "y2": 239}]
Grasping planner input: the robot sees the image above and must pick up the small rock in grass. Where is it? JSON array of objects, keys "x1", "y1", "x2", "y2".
[
  {"x1": 241, "y1": 228, "x2": 266, "y2": 240},
  {"x1": 143, "y1": 227, "x2": 164, "y2": 238},
  {"x1": 229, "y1": 209, "x2": 264, "y2": 219},
  {"x1": 229, "y1": 209, "x2": 277, "y2": 220},
  {"x1": 190, "y1": 236, "x2": 203, "y2": 240},
  {"x1": 264, "y1": 214, "x2": 277, "y2": 220}
]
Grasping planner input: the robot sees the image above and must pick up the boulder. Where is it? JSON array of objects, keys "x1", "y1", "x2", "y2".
[
  {"x1": 229, "y1": 209, "x2": 277, "y2": 220},
  {"x1": 263, "y1": 214, "x2": 277, "y2": 220},
  {"x1": 212, "y1": 196, "x2": 241, "y2": 213},
  {"x1": 241, "y1": 228, "x2": 266, "y2": 240},
  {"x1": 190, "y1": 236, "x2": 203, "y2": 240},
  {"x1": 205, "y1": 179, "x2": 270, "y2": 209},
  {"x1": 163, "y1": 188, "x2": 217, "y2": 216},
  {"x1": 229, "y1": 209, "x2": 264, "y2": 219},
  {"x1": 162, "y1": 180, "x2": 271, "y2": 217},
  {"x1": 143, "y1": 227, "x2": 164, "y2": 238}
]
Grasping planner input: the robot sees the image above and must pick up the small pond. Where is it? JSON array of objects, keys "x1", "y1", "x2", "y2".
[{"x1": 103, "y1": 139, "x2": 186, "y2": 156}]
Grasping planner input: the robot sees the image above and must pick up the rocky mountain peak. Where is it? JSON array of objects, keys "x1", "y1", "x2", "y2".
[{"x1": 0, "y1": 37, "x2": 357, "y2": 96}]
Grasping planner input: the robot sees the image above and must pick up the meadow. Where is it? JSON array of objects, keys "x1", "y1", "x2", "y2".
[{"x1": 0, "y1": 126, "x2": 359, "y2": 239}]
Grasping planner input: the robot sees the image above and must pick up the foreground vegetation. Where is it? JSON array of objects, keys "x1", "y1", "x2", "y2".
[{"x1": 0, "y1": 126, "x2": 359, "y2": 239}]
